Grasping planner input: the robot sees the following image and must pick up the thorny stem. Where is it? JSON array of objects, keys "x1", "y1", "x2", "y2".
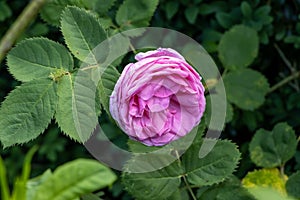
[
  {"x1": 175, "y1": 151, "x2": 197, "y2": 200},
  {"x1": 0, "y1": 0, "x2": 47, "y2": 64}
]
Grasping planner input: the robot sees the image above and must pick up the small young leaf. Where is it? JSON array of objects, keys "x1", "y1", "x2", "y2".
[
  {"x1": 116, "y1": 0, "x2": 159, "y2": 30},
  {"x1": 286, "y1": 171, "x2": 300, "y2": 198},
  {"x1": 249, "y1": 122, "x2": 297, "y2": 168},
  {"x1": 222, "y1": 69, "x2": 269, "y2": 110},
  {"x1": 0, "y1": 1, "x2": 12, "y2": 22},
  {"x1": 241, "y1": 1, "x2": 252, "y2": 18},
  {"x1": 216, "y1": 12, "x2": 234, "y2": 29},
  {"x1": 94, "y1": 0, "x2": 116, "y2": 15},
  {"x1": 184, "y1": 6, "x2": 199, "y2": 24},
  {"x1": 165, "y1": 1, "x2": 179, "y2": 20},
  {"x1": 61, "y1": 6, "x2": 107, "y2": 64},
  {"x1": 7, "y1": 38, "x2": 73, "y2": 82},
  {"x1": 0, "y1": 79, "x2": 57, "y2": 148},
  {"x1": 218, "y1": 25, "x2": 259, "y2": 70},
  {"x1": 33, "y1": 159, "x2": 116, "y2": 200}
]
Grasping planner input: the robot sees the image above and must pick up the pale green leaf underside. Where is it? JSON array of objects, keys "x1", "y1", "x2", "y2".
[
  {"x1": 72, "y1": 71, "x2": 99, "y2": 142},
  {"x1": 61, "y1": 6, "x2": 107, "y2": 64},
  {"x1": 33, "y1": 159, "x2": 117, "y2": 200},
  {"x1": 249, "y1": 122, "x2": 297, "y2": 168},
  {"x1": 116, "y1": 0, "x2": 159, "y2": 29},
  {"x1": 123, "y1": 139, "x2": 240, "y2": 199},
  {"x1": 218, "y1": 25, "x2": 259, "y2": 70},
  {"x1": 0, "y1": 79, "x2": 57, "y2": 148},
  {"x1": 97, "y1": 65, "x2": 120, "y2": 117},
  {"x1": 55, "y1": 74, "x2": 80, "y2": 141},
  {"x1": 223, "y1": 69, "x2": 269, "y2": 110},
  {"x1": 7, "y1": 37, "x2": 73, "y2": 82}
]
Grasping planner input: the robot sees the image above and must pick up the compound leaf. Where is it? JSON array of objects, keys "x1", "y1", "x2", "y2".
[{"x1": 249, "y1": 122, "x2": 297, "y2": 168}]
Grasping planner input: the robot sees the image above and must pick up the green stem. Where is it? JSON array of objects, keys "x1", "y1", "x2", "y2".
[
  {"x1": 0, "y1": 0, "x2": 47, "y2": 63},
  {"x1": 297, "y1": 136, "x2": 300, "y2": 143},
  {"x1": 268, "y1": 71, "x2": 300, "y2": 94},
  {"x1": 174, "y1": 151, "x2": 197, "y2": 200},
  {"x1": 0, "y1": 156, "x2": 10, "y2": 200},
  {"x1": 279, "y1": 164, "x2": 285, "y2": 180},
  {"x1": 182, "y1": 175, "x2": 197, "y2": 200}
]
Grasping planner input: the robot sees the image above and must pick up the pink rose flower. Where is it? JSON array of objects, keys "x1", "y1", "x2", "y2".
[{"x1": 109, "y1": 48, "x2": 205, "y2": 146}]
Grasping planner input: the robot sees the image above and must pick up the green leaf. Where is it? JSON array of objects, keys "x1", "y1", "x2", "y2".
[
  {"x1": 97, "y1": 65, "x2": 120, "y2": 117},
  {"x1": 27, "y1": 170, "x2": 52, "y2": 200},
  {"x1": 123, "y1": 161, "x2": 182, "y2": 200},
  {"x1": 249, "y1": 122, "x2": 297, "y2": 168},
  {"x1": 242, "y1": 168, "x2": 287, "y2": 195},
  {"x1": 165, "y1": 1, "x2": 179, "y2": 20},
  {"x1": 94, "y1": 0, "x2": 116, "y2": 15},
  {"x1": 55, "y1": 74, "x2": 80, "y2": 141},
  {"x1": 199, "y1": 2, "x2": 227, "y2": 15},
  {"x1": 216, "y1": 12, "x2": 234, "y2": 29},
  {"x1": 183, "y1": 139, "x2": 240, "y2": 186},
  {"x1": 7, "y1": 38, "x2": 73, "y2": 82},
  {"x1": 241, "y1": 1, "x2": 252, "y2": 18},
  {"x1": 56, "y1": 71, "x2": 101, "y2": 142},
  {"x1": 123, "y1": 139, "x2": 240, "y2": 199},
  {"x1": 116, "y1": 0, "x2": 159, "y2": 30},
  {"x1": 245, "y1": 187, "x2": 296, "y2": 200},
  {"x1": 223, "y1": 69, "x2": 269, "y2": 110},
  {"x1": 166, "y1": 188, "x2": 189, "y2": 200},
  {"x1": 0, "y1": 79, "x2": 57, "y2": 148},
  {"x1": 0, "y1": 1, "x2": 12, "y2": 22},
  {"x1": 286, "y1": 171, "x2": 300, "y2": 198},
  {"x1": 218, "y1": 25, "x2": 259, "y2": 70},
  {"x1": 184, "y1": 6, "x2": 199, "y2": 24},
  {"x1": 33, "y1": 159, "x2": 116, "y2": 200},
  {"x1": 198, "y1": 176, "x2": 256, "y2": 200},
  {"x1": 61, "y1": 6, "x2": 107, "y2": 64},
  {"x1": 40, "y1": 0, "x2": 86, "y2": 26}
]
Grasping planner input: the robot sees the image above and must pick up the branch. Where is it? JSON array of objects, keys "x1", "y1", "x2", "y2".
[
  {"x1": 268, "y1": 71, "x2": 300, "y2": 94},
  {"x1": 0, "y1": 0, "x2": 47, "y2": 63}
]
